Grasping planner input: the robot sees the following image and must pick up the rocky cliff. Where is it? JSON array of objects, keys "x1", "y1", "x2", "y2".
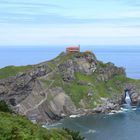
[{"x1": 0, "y1": 52, "x2": 140, "y2": 124}]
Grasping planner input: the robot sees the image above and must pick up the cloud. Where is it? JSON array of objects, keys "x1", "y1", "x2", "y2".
[
  {"x1": 0, "y1": 24, "x2": 140, "y2": 46},
  {"x1": 124, "y1": 0, "x2": 140, "y2": 7},
  {"x1": 0, "y1": 1, "x2": 63, "y2": 8},
  {"x1": 0, "y1": 10, "x2": 140, "y2": 27},
  {"x1": 0, "y1": 0, "x2": 140, "y2": 45},
  {"x1": 0, "y1": 0, "x2": 140, "y2": 26}
]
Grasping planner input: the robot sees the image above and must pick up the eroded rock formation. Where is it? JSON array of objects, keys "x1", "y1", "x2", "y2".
[{"x1": 0, "y1": 52, "x2": 140, "y2": 124}]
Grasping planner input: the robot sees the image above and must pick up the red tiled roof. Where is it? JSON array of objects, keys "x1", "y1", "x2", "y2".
[
  {"x1": 67, "y1": 46, "x2": 80, "y2": 50},
  {"x1": 67, "y1": 46, "x2": 79, "y2": 49}
]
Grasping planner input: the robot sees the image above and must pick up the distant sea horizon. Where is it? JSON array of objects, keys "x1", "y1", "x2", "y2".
[{"x1": 0, "y1": 45, "x2": 140, "y2": 79}]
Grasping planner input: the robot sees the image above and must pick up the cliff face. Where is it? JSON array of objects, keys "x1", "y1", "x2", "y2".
[
  {"x1": 0, "y1": 62, "x2": 76, "y2": 123},
  {"x1": 0, "y1": 52, "x2": 140, "y2": 124}
]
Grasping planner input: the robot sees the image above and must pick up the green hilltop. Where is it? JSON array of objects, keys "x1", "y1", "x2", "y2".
[
  {"x1": 0, "y1": 51, "x2": 140, "y2": 130},
  {"x1": 0, "y1": 52, "x2": 140, "y2": 109}
]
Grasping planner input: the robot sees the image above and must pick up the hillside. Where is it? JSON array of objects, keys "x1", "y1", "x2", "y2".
[
  {"x1": 0, "y1": 52, "x2": 140, "y2": 124},
  {"x1": 0, "y1": 101, "x2": 85, "y2": 140}
]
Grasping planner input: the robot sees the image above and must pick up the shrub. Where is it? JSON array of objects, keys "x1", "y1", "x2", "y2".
[
  {"x1": 63, "y1": 128, "x2": 85, "y2": 140},
  {"x1": 0, "y1": 100, "x2": 12, "y2": 113}
]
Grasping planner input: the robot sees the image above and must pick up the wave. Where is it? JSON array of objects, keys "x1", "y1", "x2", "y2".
[
  {"x1": 69, "y1": 114, "x2": 81, "y2": 118},
  {"x1": 108, "y1": 106, "x2": 138, "y2": 115},
  {"x1": 85, "y1": 129, "x2": 96, "y2": 134},
  {"x1": 44, "y1": 122, "x2": 62, "y2": 128}
]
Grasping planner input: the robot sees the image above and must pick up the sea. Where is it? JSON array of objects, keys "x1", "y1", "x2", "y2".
[{"x1": 1, "y1": 45, "x2": 140, "y2": 140}]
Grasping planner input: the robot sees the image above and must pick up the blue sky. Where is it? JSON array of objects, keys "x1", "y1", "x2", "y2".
[{"x1": 0, "y1": 0, "x2": 140, "y2": 46}]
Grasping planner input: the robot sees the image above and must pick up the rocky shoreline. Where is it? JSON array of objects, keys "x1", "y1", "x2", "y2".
[{"x1": 46, "y1": 100, "x2": 122, "y2": 125}]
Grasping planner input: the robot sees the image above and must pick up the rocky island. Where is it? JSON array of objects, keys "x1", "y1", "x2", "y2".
[{"x1": 0, "y1": 51, "x2": 140, "y2": 125}]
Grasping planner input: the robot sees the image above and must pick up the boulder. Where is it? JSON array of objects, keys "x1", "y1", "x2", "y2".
[{"x1": 130, "y1": 92, "x2": 140, "y2": 105}]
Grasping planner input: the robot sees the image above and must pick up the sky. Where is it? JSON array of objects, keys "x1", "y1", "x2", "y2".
[{"x1": 0, "y1": 0, "x2": 140, "y2": 46}]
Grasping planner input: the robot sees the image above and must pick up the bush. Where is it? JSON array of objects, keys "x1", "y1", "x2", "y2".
[
  {"x1": 0, "y1": 112, "x2": 75, "y2": 140},
  {"x1": 0, "y1": 100, "x2": 12, "y2": 113},
  {"x1": 63, "y1": 128, "x2": 85, "y2": 140}
]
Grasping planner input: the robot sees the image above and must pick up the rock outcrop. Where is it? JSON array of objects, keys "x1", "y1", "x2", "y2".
[{"x1": 0, "y1": 52, "x2": 140, "y2": 124}]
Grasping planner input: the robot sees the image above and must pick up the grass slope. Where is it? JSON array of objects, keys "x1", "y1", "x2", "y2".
[
  {"x1": 0, "y1": 112, "x2": 73, "y2": 140},
  {"x1": 0, "y1": 65, "x2": 33, "y2": 79}
]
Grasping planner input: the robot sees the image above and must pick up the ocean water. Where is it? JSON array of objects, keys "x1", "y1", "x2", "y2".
[
  {"x1": 47, "y1": 108, "x2": 140, "y2": 140},
  {"x1": 0, "y1": 46, "x2": 140, "y2": 79},
  {"x1": 1, "y1": 46, "x2": 140, "y2": 140}
]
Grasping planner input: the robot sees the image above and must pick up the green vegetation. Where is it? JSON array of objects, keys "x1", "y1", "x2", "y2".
[
  {"x1": 47, "y1": 61, "x2": 56, "y2": 70},
  {"x1": 107, "y1": 75, "x2": 140, "y2": 93},
  {"x1": 2, "y1": 52, "x2": 140, "y2": 139},
  {"x1": 0, "y1": 100, "x2": 12, "y2": 113},
  {"x1": 63, "y1": 81, "x2": 89, "y2": 107},
  {"x1": 47, "y1": 93, "x2": 54, "y2": 101},
  {"x1": 39, "y1": 78, "x2": 53, "y2": 87},
  {"x1": 98, "y1": 61, "x2": 108, "y2": 68},
  {"x1": 62, "y1": 72, "x2": 111, "y2": 108},
  {"x1": 38, "y1": 52, "x2": 140, "y2": 109},
  {"x1": 63, "y1": 128, "x2": 85, "y2": 140},
  {"x1": 52, "y1": 73, "x2": 64, "y2": 87},
  {"x1": 62, "y1": 72, "x2": 140, "y2": 108},
  {"x1": 0, "y1": 101, "x2": 84, "y2": 140},
  {"x1": 0, "y1": 112, "x2": 73, "y2": 140},
  {"x1": 53, "y1": 52, "x2": 94, "y2": 65},
  {"x1": 59, "y1": 70, "x2": 113, "y2": 108},
  {"x1": 0, "y1": 65, "x2": 33, "y2": 79}
]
